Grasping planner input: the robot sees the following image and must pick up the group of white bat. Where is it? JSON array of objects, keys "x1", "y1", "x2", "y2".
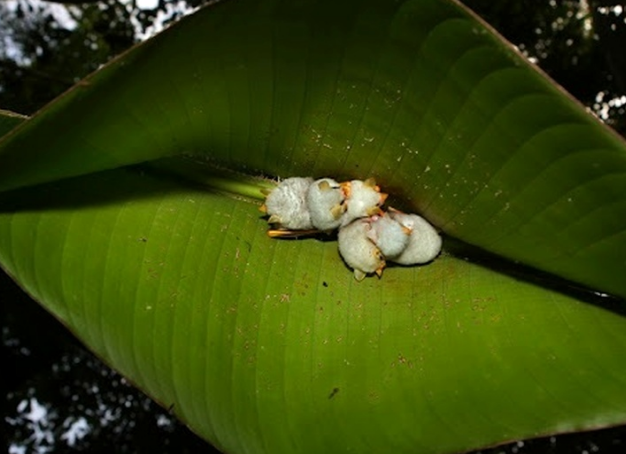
[{"x1": 260, "y1": 177, "x2": 442, "y2": 281}]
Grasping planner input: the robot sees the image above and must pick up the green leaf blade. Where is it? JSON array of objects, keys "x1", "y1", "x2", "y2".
[
  {"x1": 2, "y1": 0, "x2": 626, "y2": 298},
  {"x1": 2, "y1": 169, "x2": 626, "y2": 453}
]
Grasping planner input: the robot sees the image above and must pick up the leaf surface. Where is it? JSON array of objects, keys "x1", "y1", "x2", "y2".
[
  {"x1": 1, "y1": 0, "x2": 625, "y2": 298},
  {"x1": 1, "y1": 168, "x2": 625, "y2": 454}
]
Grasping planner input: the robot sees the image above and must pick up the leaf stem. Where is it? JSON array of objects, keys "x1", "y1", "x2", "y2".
[{"x1": 145, "y1": 157, "x2": 276, "y2": 202}]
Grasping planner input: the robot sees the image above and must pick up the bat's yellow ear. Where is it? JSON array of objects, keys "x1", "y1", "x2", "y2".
[
  {"x1": 330, "y1": 203, "x2": 345, "y2": 220},
  {"x1": 363, "y1": 177, "x2": 377, "y2": 188},
  {"x1": 318, "y1": 180, "x2": 332, "y2": 191},
  {"x1": 366, "y1": 206, "x2": 384, "y2": 217}
]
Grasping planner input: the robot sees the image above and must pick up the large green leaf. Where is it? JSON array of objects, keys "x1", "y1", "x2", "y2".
[
  {"x1": 1, "y1": 0, "x2": 626, "y2": 453},
  {"x1": 1, "y1": 0, "x2": 625, "y2": 299},
  {"x1": 2, "y1": 166, "x2": 626, "y2": 454}
]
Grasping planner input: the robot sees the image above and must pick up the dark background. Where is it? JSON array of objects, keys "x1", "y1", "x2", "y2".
[{"x1": 1, "y1": 0, "x2": 625, "y2": 452}]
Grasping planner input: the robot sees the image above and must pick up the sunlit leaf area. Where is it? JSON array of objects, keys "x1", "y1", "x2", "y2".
[{"x1": 2, "y1": 0, "x2": 626, "y2": 453}]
